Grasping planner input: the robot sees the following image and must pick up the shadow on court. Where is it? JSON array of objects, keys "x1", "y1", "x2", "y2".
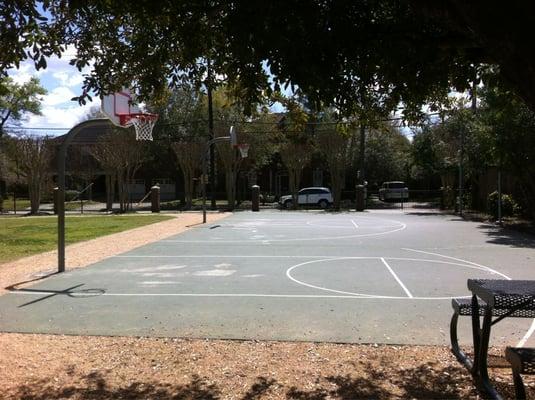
[{"x1": 479, "y1": 224, "x2": 535, "y2": 249}]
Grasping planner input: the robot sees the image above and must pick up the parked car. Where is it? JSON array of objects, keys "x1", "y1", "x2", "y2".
[
  {"x1": 279, "y1": 187, "x2": 333, "y2": 209},
  {"x1": 378, "y1": 181, "x2": 409, "y2": 201}
]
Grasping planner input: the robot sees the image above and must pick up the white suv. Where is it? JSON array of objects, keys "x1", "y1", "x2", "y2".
[
  {"x1": 279, "y1": 187, "x2": 333, "y2": 209},
  {"x1": 379, "y1": 181, "x2": 409, "y2": 201}
]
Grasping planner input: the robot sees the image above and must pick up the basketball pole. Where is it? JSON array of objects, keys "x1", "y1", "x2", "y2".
[
  {"x1": 202, "y1": 135, "x2": 232, "y2": 223},
  {"x1": 57, "y1": 119, "x2": 112, "y2": 273}
]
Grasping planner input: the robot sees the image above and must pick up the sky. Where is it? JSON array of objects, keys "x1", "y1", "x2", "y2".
[{"x1": 7, "y1": 46, "x2": 98, "y2": 136}]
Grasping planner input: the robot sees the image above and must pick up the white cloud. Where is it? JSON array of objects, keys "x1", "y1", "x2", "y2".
[
  {"x1": 42, "y1": 86, "x2": 77, "y2": 106},
  {"x1": 23, "y1": 99, "x2": 97, "y2": 134},
  {"x1": 52, "y1": 70, "x2": 85, "y2": 87},
  {"x1": 9, "y1": 62, "x2": 45, "y2": 84}
]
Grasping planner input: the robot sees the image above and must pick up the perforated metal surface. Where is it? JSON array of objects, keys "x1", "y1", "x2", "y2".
[
  {"x1": 506, "y1": 347, "x2": 535, "y2": 374},
  {"x1": 452, "y1": 298, "x2": 535, "y2": 318},
  {"x1": 468, "y1": 279, "x2": 535, "y2": 310}
]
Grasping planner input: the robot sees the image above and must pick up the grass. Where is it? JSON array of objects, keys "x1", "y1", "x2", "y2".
[
  {"x1": 64, "y1": 200, "x2": 100, "y2": 211},
  {"x1": 1, "y1": 196, "x2": 32, "y2": 212},
  {"x1": 0, "y1": 214, "x2": 173, "y2": 263}
]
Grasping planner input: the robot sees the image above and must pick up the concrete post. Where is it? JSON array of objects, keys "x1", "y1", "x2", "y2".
[
  {"x1": 355, "y1": 185, "x2": 365, "y2": 211},
  {"x1": 251, "y1": 185, "x2": 260, "y2": 212},
  {"x1": 151, "y1": 185, "x2": 160, "y2": 213}
]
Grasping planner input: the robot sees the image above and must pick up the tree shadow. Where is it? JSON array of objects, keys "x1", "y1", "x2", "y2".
[
  {"x1": 10, "y1": 372, "x2": 221, "y2": 400},
  {"x1": 5, "y1": 362, "x2": 527, "y2": 399},
  {"x1": 285, "y1": 362, "x2": 476, "y2": 399},
  {"x1": 477, "y1": 223, "x2": 535, "y2": 249}
]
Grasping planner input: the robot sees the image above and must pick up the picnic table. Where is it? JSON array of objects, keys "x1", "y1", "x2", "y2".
[{"x1": 467, "y1": 279, "x2": 535, "y2": 399}]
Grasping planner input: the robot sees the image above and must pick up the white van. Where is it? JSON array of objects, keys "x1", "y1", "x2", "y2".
[{"x1": 379, "y1": 181, "x2": 409, "y2": 201}]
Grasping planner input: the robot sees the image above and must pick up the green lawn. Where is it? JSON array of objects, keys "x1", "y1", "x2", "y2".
[
  {"x1": 0, "y1": 214, "x2": 173, "y2": 263},
  {"x1": 1, "y1": 196, "x2": 32, "y2": 212}
]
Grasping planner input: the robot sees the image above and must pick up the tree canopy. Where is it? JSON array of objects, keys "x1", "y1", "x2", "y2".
[
  {"x1": 0, "y1": 76, "x2": 46, "y2": 137},
  {"x1": 2, "y1": 2, "x2": 535, "y2": 116}
]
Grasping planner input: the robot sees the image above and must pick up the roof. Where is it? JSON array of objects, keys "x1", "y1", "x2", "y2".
[{"x1": 52, "y1": 119, "x2": 117, "y2": 145}]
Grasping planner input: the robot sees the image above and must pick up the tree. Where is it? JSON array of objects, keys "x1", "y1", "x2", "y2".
[
  {"x1": 476, "y1": 86, "x2": 535, "y2": 218},
  {"x1": 0, "y1": 76, "x2": 46, "y2": 211},
  {"x1": 91, "y1": 130, "x2": 148, "y2": 213},
  {"x1": 171, "y1": 138, "x2": 203, "y2": 209},
  {"x1": 5, "y1": 2, "x2": 535, "y2": 115},
  {"x1": 151, "y1": 86, "x2": 207, "y2": 209},
  {"x1": 0, "y1": 77, "x2": 47, "y2": 136},
  {"x1": 364, "y1": 124, "x2": 411, "y2": 188},
  {"x1": 279, "y1": 143, "x2": 312, "y2": 209},
  {"x1": 316, "y1": 126, "x2": 352, "y2": 210},
  {"x1": 4, "y1": 134, "x2": 52, "y2": 214}
]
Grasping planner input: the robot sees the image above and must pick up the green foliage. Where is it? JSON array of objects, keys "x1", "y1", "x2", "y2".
[
  {"x1": 365, "y1": 124, "x2": 411, "y2": 186},
  {"x1": 0, "y1": 76, "x2": 47, "y2": 136},
  {"x1": 487, "y1": 191, "x2": 518, "y2": 218},
  {"x1": 2, "y1": 2, "x2": 502, "y2": 119}
]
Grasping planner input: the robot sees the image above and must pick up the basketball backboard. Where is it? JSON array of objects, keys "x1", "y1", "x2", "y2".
[{"x1": 101, "y1": 88, "x2": 141, "y2": 127}]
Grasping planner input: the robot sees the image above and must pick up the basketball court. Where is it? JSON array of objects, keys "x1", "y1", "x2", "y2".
[{"x1": 2, "y1": 209, "x2": 535, "y2": 346}]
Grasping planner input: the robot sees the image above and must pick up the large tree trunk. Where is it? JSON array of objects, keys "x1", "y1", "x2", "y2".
[
  {"x1": 117, "y1": 171, "x2": 127, "y2": 213},
  {"x1": 330, "y1": 169, "x2": 345, "y2": 211},
  {"x1": 105, "y1": 174, "x2": 114, "y2": 211},
  {"x1": 288, "y1": 168, "x2": 300, "y2": 210},
  {"x1": 182, "y1": 167, "x2": 194, "y2": 209},
  {"x1": 224, "y1": 167, "x2": 236, "y2": 210},
  {"x1": 28, "y1": 175, "x2": 40, "y2": 214}
]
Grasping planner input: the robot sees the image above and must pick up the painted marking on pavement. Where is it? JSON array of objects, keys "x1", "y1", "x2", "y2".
[{"x1": 381, "y1": 257, "x2": 413, "y2": 298}]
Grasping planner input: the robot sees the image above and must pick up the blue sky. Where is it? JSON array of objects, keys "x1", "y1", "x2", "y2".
[{"x1": 7, "y1": 46, "x2": 98, "y2": 136}]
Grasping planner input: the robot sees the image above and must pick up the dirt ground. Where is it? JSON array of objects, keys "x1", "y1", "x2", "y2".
[{"x1": 0, "y1": 211, "x2": 533, "y2": 399}]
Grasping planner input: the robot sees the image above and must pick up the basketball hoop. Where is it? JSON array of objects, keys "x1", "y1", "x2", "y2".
[
  {"x1": 101, "y1": 90, "x2": 158, "y2": 141},
  {"x1": 122, "y1": 113, "x2": 159, "y2": 141},
  {"x1": 237, "y1": 143, "x2": 249, "y2": 158}
]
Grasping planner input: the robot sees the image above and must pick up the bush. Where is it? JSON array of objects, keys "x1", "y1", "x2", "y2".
[{"x1": 487, "y1": 191, "x2": 518, "y2": 218}]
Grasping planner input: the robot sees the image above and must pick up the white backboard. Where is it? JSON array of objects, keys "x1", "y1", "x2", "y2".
[{"x1": 101, "y1": 89, "x2": 141, "y2": 126}]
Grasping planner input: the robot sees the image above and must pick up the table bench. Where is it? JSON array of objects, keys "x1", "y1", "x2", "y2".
[{"x1": 450, "y1": 280, "x2": 535, "y2": 399}]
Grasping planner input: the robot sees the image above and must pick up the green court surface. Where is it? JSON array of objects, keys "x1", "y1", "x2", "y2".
[{"x1": 1, "y1": 210, "x2": 535, "y2": 346}]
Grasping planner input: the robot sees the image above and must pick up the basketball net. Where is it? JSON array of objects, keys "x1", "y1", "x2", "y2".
[{"x1": 125, "y1": 113, "x2": 158, "y2": 141}]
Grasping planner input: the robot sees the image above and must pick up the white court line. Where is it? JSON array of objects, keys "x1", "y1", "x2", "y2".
[
  {"x1": 115, "y1": 255, "x2": 347, "y2": 258},
  {"x1": 6, "y1": 291, "x2": 453, "y2": 300},
  {"x1": 402, "y1": 248, "x2": 511, "y2": 280},
  {"x1": 351, "y1": 220, "x2": 359, "y2": 229},
  {"x1": 403, "y1": 248, "x2": 535, "y2": 346},
  {"x1": 381, "y1": 258, "x2": 413, "y2": 298},
  {"x1": 162, "y1": 217, "x2": 406, "y2": 243},
  {"x1": 517, "y1": 319, "x2": 535, "y2": 347}
]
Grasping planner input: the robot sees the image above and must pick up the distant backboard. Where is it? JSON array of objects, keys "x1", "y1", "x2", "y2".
[{"x1": 101, "y1": 89, "x2": 141, "y2": 127}]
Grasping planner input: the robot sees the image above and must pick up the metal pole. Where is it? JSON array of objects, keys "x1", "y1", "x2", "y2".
[
  {"x1": 202, "y1": 149, "x2": 207, "y2": 223},
  {"x1": 207, "y1": 58, "x2": 216, "y2": 210},
  {"x1": 459, "y1": 127, "x2": 464, "y2": 217},
  {"x1": 498, "y1": 168, "x2": 502, "y2": 225},
  {"x1": 57, "y1": 119, "x2": 111, "y2": 273},
  {"x1": 58, "y1": 140, "x2": 66, "y2": 273},
  {"x1": 359, "y1": 124, "x2": 366, "y2": 184},
  {"x1": 201, "y1": 135, "x2": 232, "y2": 223}
]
